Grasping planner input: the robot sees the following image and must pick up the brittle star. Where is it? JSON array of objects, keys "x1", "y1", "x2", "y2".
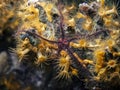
[{"x1": 19, "y1": 3, "x2": 110, "y2": 79}]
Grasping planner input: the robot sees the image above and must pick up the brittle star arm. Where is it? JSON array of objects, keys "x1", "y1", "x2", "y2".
[
  {"x1": 26, "y1": 31, "x2": 59, "y2": 43},
  {"x1": 68, "y1": 28, "x2": 110, "y2": 42},
  {"x1": 68, "y1": 34, "x2": 85, "y2": 42},
  {"x1": 66, "y1": 47, "x2": 92, "y2": 79},
  {"x1": 58, "y1": 4, "x2": 65, "y2": 39},
  {"x1": 86, "y1": 29, "x2": 110, "y2": 40}
]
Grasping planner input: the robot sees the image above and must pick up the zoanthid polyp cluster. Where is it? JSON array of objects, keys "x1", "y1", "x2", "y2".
[{"x1": 10, "y1": 0, "x2": 120, "y2": 89}]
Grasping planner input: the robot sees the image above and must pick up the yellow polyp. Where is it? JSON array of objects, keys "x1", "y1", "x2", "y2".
[
  {"x1": 70, "y1": 39, "x2": 87, "y2": 48},
  {"x1": 72, "y1": 69, "x2": 78, "y2": 76},
  {"x1": 107, "y1": 60, "x2": 117, "y2": 68},
  {"x1": 1, "y1": 11, "x2": 14, "y2": 26},
  {"x1": 113, "y1": 21, "x2": 120, "y2": 27},
  {"x1": 0, "y1": 4, "x2": 2, "y2": 7},
  {"x1": 98, "y1": 9, "x2": 105, "y2": 17},
  {"x1": 113, "y1": 52, "x2": 120, "y2": 57},
  {"x1": 24, "y1": 5, "x2": 39, "y2": 20},
  {"x1": 38, "y1": 23, "x2": 46, "y2": 33},
  {"x1": 38, "y1": 2, "x2": 46, "y2": 8},
  {"x1": 44, "y1": 3, "x2": 54, "y2": 22},
  {"x1": 16, "y1": 48, "x2": 30, "y2": 62},
  {"x1": 83, "y1": 59, "x2": 94, "y2": 65},
  {"x1": 56, "y1": 69, "x2": 71, "y2": 80},
  {"x1": 107, "y1": 39, "x2": 115, "y2": 46},
  {"x1": 97, "y1": 68, "x2": 106, "y2": 77},
  {"x1": 66, "y1": 4, "x2": 75, "y2": 11},
  {"x1": 95, "y1": 65, "x2": 102, "y2": 73},
  {"x1": 35, "y1": 52, "x2": 47, "y2": 64},
  {"x1": 32, "y1": 21, "x2": 45, "y2": 32},
  {"x1": 98, "y1": 6, "x2": 108, "y2": 17},
  {"x1": 75, "y1": 12, "x2": 86, "y2": 18},
  {"x1": 70, "y1": 42, "x2": 80, "y2": 48},
  {"x1": 59, "y1": 57, "x2": 68, "y2": 64},
  {"x1": 38, "y1": 2, "x2": 54, "y2": 22},
  {"x1": 58, "y1": 55, "x2": 70, "y2": 69},
  {"x1": 49, "y1": 43, "x2": 58, "y2": 50},
  {"x1": 21, "y1": 48, "x2": 30, "y2": 55},
  {"x1": 10, "y1": 20, "x2": 19, "y2": 29},
  {"x1": 99, "y1": 6, "x2": 117, "y2": 18},
  {"x1": 60, "y1": 50, "x2": 68, "y2": 57},
  {"x1": 22, "y1": 18, "x2": 46, "y2": 34},
  {"x1": 24, "y1": 14, "x2": 36, "y2": 21},
  {"x1": 94, "y1": 49, "x2": 105, "y2": 57},
  {"x1": 22, "y1": 38, "x2": 30, "y2": 45},
  {"x1": 78, "y1": 39, "x2": 87, "y2": 47},
  {"x1": 100, "y1": 0, "x2": 105, "y2": 6},
  {"x1": 105, "y1": 7, "x2": 117, "y2": 15},
  {"x1": 84, "y1": 23, "x2": 92, "y2": 31},
  {"x1": 6, "y1": 11, "x2": 14, "y2": 18},
  {"x1": 31, "y1": 47, "x2": 38, "y2": 52},
  {"x1": 38, "y1": 55, "x2": 46, "y2": 62},
  {"x1": 110, "y1": 30, "x2": 119, "y2": 39},
  {"x1": 28, "y1": 5, "x2": 38, "y2": 13},
  {"x1": 43, "y1": 42, "x2": 50, "y2": 48},
  {"x1": 82, "y1": 17, "x2": 93, "y2": 31},
  {"x1": 94, "y1": 49, "x2": 105, "y2": 67},
  {"x1": 96, "y1": 57, "x2": 104, "y2": 66},
  {"x1": 71, "y1": 67, "x2": 78, "y2": 77},
  {"x1": 95, "y1": 39, "x2": 101, "y2": 45},
  {"x1": 66, "y1": 18, "x2": 75, "y2": 27},
  {"x1": 46, "y1": 47, "x2": 51, "y2": 53},
  {"x1": 103, "y1": 16, "x2": 112, "y2": 27},
  {"x1": 107, "y1": 39, "x2": 115, "y2": 49},
  {"x1": 38, "y1": 44, "x2": 46, "y2": 52},
  {"x1": 94, "y1": 76, "x2": 100, "y2": 81},
  {"x1": 62, "y1": 8, "x2": 68, "y2": 15}
]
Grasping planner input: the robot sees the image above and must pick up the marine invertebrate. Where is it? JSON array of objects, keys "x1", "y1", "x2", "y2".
[
  {"x1": 15, "y1": 1, "x2": 111, "y2": 81},
  {"x1": 9, "y1": 0, "x2": 120, "y2": 89},
  {"x1": 0, "y1": 0, "x2": 25, "y2": 51}
]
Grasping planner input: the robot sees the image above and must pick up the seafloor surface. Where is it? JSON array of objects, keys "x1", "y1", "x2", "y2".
[{"x1": 0, "y1": 0, "x2": 120, "y2": 90}]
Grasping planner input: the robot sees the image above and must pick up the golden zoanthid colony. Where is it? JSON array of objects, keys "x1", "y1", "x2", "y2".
[{"x1": 0, "y1": 0, "x2": 120, "y2": 90}]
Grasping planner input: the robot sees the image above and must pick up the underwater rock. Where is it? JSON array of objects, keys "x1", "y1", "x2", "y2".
[{"x1": 0, "y1": 52, "x2": 8, "y2": 73}]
